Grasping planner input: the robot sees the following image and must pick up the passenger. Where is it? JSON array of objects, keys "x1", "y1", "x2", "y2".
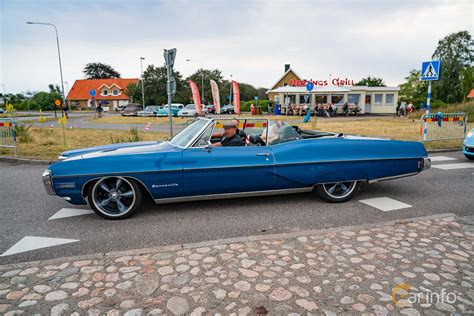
[
  {"x1": 232, "y1": 118, "x2": 247, "y2": 142},
  {"x1": 212, "y1": 121, "x2": 245, "y2": 147}
]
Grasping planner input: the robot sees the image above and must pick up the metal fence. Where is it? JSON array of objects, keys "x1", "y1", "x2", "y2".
[
  {"x1": 420, "y1": 112, "x2": 468, "y2": 141},
  {"x1": 0, "y1": 118, "x2": 17, "y2": 156}
]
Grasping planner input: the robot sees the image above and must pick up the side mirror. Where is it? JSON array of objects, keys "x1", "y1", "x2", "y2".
[{"x1": 203, "y1": 141, "x2": 213, "y2": 152}]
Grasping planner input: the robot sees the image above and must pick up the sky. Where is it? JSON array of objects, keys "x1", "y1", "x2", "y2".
[{"x1": 0, "y1": 0, "x2": 473, "y2": 94}]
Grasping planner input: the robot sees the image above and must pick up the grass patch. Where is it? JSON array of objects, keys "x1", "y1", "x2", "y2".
[
  {"x1": 0, "y1": 127, "x2": 167, "y2": 160},
  {"x1": 408, "y1": 101, "x2": 474, "y2": 122},
  {"x1": 1, "y1": 116, "x2": 469, "y2": 160}
]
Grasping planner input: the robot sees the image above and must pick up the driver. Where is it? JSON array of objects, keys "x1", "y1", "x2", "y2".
[
  {"x1": 212, "y1": 121, "x2": 245, "y2": 147},
  {"x1": 232, "y1": 118, "x2": 247, "y2": 142}
]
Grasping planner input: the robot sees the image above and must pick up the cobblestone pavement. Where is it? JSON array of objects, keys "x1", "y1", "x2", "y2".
[{"x1": 0, "y1": 214, "x2": 473, "y2": 315}]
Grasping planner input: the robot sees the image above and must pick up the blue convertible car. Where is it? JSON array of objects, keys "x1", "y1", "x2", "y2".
[{"x1": 43, "y1": 118, "x2": 431, "y2": 219}]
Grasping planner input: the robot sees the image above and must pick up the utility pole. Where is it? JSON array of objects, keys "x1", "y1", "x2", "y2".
[{"x1": 164, "y1": 49, "x2": 177, "y2": 138}]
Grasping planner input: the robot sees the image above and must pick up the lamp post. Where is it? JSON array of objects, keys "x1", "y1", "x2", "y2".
[
  {"x1": 140, "y1": 57, "x2": 146, "y2": 108},
  {"x1": 186, "y1": 59, "x2": 204, "y2": 103},
  {"x1": 229, "y1": 74, "x2": 233, "y2": 106},
  {"x1": 26, "y1": 21, "x2": 67, "y2": 112}
]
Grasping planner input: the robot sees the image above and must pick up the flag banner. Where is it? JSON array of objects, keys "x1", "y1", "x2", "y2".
[
  {"x1": 232, "y1": 80, "x2": 240, "y2": 115},
  {"x1": 210, "y1": 79, "x2": 220, "y2": 114},
  {"x1": 189, "y1": 80, "x2": 202, "y2": 114}
]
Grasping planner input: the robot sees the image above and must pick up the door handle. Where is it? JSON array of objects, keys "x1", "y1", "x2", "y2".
[{"x1": 256, "y1": 153, "x2": 270, "y2": 157}]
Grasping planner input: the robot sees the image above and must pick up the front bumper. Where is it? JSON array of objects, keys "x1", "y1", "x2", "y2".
[
  {"x1": 464, "y1": 145, "x2": 474, "y2": 156},
  {"x1": 423, "y1": 157, "x2": 431, "y2": 170},
  {"x1": 42, "y1": 170, "x2": 55, "y2": 195}
]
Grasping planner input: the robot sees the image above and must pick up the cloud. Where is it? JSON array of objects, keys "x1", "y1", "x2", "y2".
[{"x1": 1, "y1": 0, "x2": 472, "y2": 93}]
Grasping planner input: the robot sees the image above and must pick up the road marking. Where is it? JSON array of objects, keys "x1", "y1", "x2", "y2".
[
  {"x1": 49, "y1": 208, "x2": 94, "y2": 220},
  {"x1": 359, "y1": 197, "x2": 412, "y2": 212},
  {"x1": 429, "y1": 156, "x2": 457, "y2": 162},
  {"x1": 432, "y1": 163, "x2": 474, "y2": 170},
  {"x1": 1, "y1": 236, "x2": 79, "y2": 257}
]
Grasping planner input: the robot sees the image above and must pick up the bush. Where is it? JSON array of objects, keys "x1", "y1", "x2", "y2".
[
  {"x1": 240, "y1": 100, "x2": 270, "y2": 112},
  {"x1": 15, "y1": 124, "x2": 33, "y2": 143}
]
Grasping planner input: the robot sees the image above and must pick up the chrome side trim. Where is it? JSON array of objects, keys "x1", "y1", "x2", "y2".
[
  {"x1": 367, "y1": 172, "x2": 419, "y2": 184},
  {"x1": 154, "y1": 187, "x2": 314, "y2": 204}
]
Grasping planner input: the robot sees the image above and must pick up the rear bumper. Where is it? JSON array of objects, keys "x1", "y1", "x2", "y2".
[
  {"x1": 42, "y1": 170, "x2": 55, "y2": 195},
  {"x1": 423, "y1": 157, "x2": 431, "y2": 170}
]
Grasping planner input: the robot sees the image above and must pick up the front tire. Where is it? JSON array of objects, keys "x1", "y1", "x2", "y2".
[
  {"x1": 87, "y1": 177, "x2": 143, "y2": 219},
  {"x1": 316, "y1": 181, "x2": 360, "y2": 203},
  {"x1": 465, "y1": 154, "x2": 474, "y2": 160}
]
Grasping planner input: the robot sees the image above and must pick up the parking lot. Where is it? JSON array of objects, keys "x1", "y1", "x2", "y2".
[{"x1": 0, "y1": 151, "x2": 472, "y2": 265}]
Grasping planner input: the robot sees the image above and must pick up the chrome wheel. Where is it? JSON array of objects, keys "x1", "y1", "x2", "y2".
[
  {"x1": 322, "y1": 181, "x2": 357, "y2": 199},
  {"x1": 91, "y1": 177, "x2": 136, "y2": 217}
]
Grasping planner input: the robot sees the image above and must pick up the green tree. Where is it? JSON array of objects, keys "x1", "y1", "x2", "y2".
[
  {"x1": 125, "y1": 65, "x2": 188, "y2": 105},
  {"x1": 460, "y1": 66, "x2": 474, "y2": 101},
  {"x1": 186, "y1": 69, "x2": 225, "y2": 104},
  {"x1": 83, "y1": 62, "x2": 121, "y2": 79},
  {"x1": 432, "y1": 31, "x2": 473, "y2": 103},
  {"x1": 399, "y1": 69, "x2": 427, "y2": 100},
  {"x1": 355, "y1": 76, "x2": 386, "y2": 87}
]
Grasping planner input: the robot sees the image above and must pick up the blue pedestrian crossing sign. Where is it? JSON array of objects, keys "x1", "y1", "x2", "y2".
[{"x1": 421, "y1": 60, "x2": 440, "y2": 81}]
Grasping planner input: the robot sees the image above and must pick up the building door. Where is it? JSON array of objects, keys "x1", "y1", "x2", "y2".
[{"x1": 365, "y1": 95, "x2": 371, "y2": 113}]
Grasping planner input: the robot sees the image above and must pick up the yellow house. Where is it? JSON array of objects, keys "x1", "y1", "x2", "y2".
[{"x1": 266, "y1": 65, "x2": 400, "y2": 114}]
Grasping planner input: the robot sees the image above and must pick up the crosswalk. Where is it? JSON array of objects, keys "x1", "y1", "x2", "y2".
[{"x1": 429, "y1": 155, "x2": 474, "y2": 170}]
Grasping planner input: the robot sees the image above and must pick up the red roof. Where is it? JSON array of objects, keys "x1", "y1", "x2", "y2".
[
  {"x1": 67, "y1": 78, "x2": 139, "y2": 100},
  {"x1": 468, "y1": 88, "x2": 474, "y2": 98}
]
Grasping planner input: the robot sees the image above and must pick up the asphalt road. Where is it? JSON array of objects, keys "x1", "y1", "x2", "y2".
[{"x1": 0, "y1": 151, "x2": 473, "y2": 264}]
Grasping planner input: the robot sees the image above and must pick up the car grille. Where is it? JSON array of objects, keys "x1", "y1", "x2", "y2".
[{"x1": 465, "y1": 146, "x2": 474, "y2": 153}]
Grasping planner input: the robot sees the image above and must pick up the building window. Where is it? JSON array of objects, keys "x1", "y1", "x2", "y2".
[
  {"x1": 386, "y1": 94, "x2": 394, "y2": 105},
  {"x1": 374, "y1": 94, "x2": 383, "y2": 105},
  {"x1": 331, "y1": 94, "x2": 344, "y2": 104},
  {"x1": 299, "y1": 94, "x2": 311, "y2": 104},
  {"x1": 102, "y1": 89, "x2": 108, "y2": 96},
  {"x1": 113, "y1": 89, "x2": 119, "y2": 96},
  {"x1": 348, "y1": 94, "x2": 360, "y2": 105},
  {"x1": 315, "y1": 95, "x2": 327, "y2": 104},
  {"x1": 284, "y1": 95, "x2": 296, "y2": 105}
]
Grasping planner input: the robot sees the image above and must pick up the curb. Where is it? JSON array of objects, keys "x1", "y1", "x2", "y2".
[
  {"x1": 426, "y1": 148, "x2": 461, "y2": 153},
  {"x1": 0, "y1": 212, "x2": 457, "y2": 271},
  {"x1": 0, "y1": 156, "x2": 56, "y2": 165}
]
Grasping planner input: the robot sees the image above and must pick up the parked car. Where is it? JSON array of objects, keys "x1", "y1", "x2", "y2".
[
  {"x1": 137, "y1": 105, "x2": 160, "y2": 117},
  {"x1": 0, "y1": 108, "x2": 4, "y2": 114},
  {"x1": 177, "y1": 104, "x2": 198, "y2": 117},
  {"x1": 43, "y1": 117, "x2": 430, "y2": 219},
  {"x1": 156, "y1": 104, "x2": 184, "y2": 117},
  {"x1": 121, "y1": 104, "x2": 143, "y2": 116},
  {"x1": 221, "y1": 104, "x2": 235, "y2": 114},
  {"x1": 206, "y1": 104, "x2": 216, "y2": 114},
  {"x1": 463, "y1": 128, "x2": 474, "y2": 160}
]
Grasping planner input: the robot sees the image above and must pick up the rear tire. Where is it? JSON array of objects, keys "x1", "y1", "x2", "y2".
[
  {"x1": 465, "y1": 154, "x2": 474, "y2": 160},
  {"x1": 87, "y1": 177, "x2": 143, "y2": 220},
  {"x1": 316, "y1": 181, "x2": 360, "y2": 203}
]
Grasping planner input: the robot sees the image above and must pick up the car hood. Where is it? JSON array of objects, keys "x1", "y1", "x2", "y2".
[{"x1": 59, "y1": 141, "x2": 159, "y2": 159}]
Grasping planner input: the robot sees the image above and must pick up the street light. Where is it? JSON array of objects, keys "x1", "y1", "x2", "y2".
[
  {"x1": 140, "y1": 57, "x2": 146, "y2": 108},
  {"x1": 186, "y1": 59, "x2": 204, "y2": 103},
  {"x1": 26, "y1": 21, "x2": 67, "y2": 111}
]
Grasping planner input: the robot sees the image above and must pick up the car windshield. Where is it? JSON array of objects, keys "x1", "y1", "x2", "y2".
[
  {"x1": 185, "y1": 104, "x2": 195, "y2": 109},
  {"x1": 169, "y1": 119, "x2": 209, "y2": 147},
  {"x1": 145, "y1": 106, "x2": 158, "y2": 111}
]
